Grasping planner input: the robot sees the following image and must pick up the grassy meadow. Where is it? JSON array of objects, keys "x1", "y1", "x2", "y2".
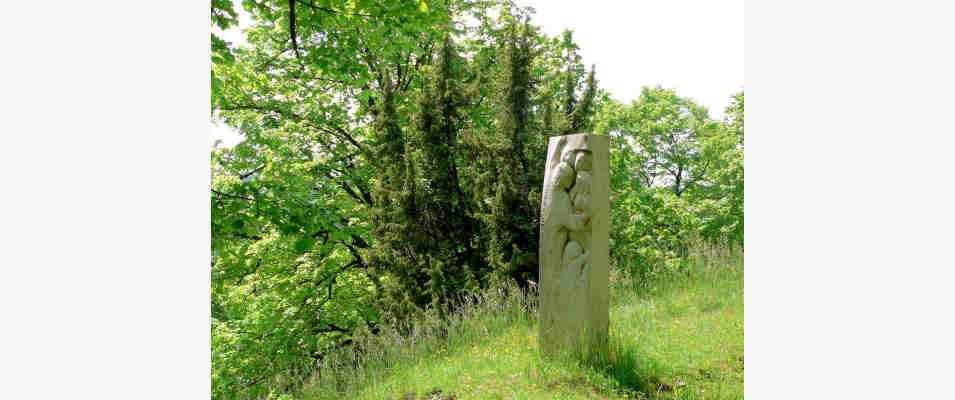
[{"x1": 300, "y1": 248, "x2": 743, "y2": 400}]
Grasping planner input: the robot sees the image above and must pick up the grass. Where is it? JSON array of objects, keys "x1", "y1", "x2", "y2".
[{"x1": 300, "y1": 247, "x2": 742, "y2": 399}]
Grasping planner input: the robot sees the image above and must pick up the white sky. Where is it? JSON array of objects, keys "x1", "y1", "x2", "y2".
[
  {"x1": 520, "y1": 0, "x2": 743, "y2": 115},
  {"x1": 211, "y1": 0, "x2": 743, "y2": 146}
]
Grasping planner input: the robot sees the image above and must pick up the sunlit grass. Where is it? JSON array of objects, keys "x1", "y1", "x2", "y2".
[{"x1": 301, "y1": 247, "x2": 742, "y2": 399}]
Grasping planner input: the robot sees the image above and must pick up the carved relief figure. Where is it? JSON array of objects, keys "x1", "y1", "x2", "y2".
[
  {"x1": 540, "y1": 136, "x2": 593, "y2": 345},
  {"x1": 559, "y1": 238, "x2": 589, "y2": 334},
  {"x1": 568, "y1": 151, "x2": 593, "y2": 251},
  {"x1": 540, "y1": 133, "x2": 609, "y2": 356}
]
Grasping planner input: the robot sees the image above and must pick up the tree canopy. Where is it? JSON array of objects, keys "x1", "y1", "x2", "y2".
[{"x1": 210, "y1": 1, "x2": 742, "y2": 398}]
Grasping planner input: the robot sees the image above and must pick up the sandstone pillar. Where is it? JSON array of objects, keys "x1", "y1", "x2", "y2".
[{"x1": 538, "y1": 133, "x2": 609, "y2": 356}]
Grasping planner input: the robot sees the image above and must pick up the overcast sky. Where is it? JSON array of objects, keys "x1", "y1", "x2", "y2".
[{"x1": 212, "y1": 0, "x2": 743, "y2": 146}]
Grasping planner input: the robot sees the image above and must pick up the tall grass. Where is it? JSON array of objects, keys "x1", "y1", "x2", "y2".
[
  {"x1": 302, "y1": 281, "x2": 537, "y2": 399},
  {"x1": 299, "y1": 243, "x2": 743, "y2": 399}
]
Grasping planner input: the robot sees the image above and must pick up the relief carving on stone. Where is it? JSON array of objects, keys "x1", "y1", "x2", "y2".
[{"x1": 539, "y1": 134, "x2": 608, "y2": 355}]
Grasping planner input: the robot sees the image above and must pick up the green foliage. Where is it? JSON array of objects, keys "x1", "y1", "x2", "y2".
[
  {"x1": 696, "y1": 92, "x2": 744, "y2": 243},
  {"x1": 595, "y1": 88, "x2": 744, "y2": 279},
  {"x1": 597, "y1": 86, "x2": 715, "y2": 197},
  {"x1": 211, "y1": 1, "x2": 606, "y2": 398},
  {"x1": 211, "y1": 1, "x2": 741, "y2": 398},
  {"x1": 611, "y1": 189, "x2": 700, "y2": 283}
]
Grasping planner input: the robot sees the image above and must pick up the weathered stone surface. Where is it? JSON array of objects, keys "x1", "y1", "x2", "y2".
[{"x1": 539, "y1": 133, "x2": 609, "y2": 356}]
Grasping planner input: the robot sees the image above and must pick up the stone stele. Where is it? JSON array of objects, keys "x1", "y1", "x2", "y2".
[{"x1": 538, "y1": 133, "x2": 609, "y2": 356}]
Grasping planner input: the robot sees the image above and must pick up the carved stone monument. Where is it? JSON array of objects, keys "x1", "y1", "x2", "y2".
[{"x1": 539, "y1": 133, "x2": 609, "y2": 356}]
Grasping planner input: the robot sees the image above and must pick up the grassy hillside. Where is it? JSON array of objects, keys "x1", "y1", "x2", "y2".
[{"x1": 300, "y1": 249, "x2": 742, "y2": 400}]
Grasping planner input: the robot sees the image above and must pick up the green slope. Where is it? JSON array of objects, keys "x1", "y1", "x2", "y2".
[{"x1": 302, "y1": 252, "x2": 743, "y2": 400}]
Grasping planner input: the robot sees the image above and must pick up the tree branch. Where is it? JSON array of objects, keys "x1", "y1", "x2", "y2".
[
  {"x1": 288, "y1": 0, "x2": 301, "y2": 59},
  {"x1": 298, "y1": 0, "x2": 377, "y2": 18},
  {"x1": 212, "y1": 189, "x2": 254, "y2": 202}
]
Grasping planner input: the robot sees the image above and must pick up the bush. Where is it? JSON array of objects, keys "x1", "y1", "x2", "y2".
[{"x1": 611, "y1": 188, "x2": 699, "y2": 284}]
